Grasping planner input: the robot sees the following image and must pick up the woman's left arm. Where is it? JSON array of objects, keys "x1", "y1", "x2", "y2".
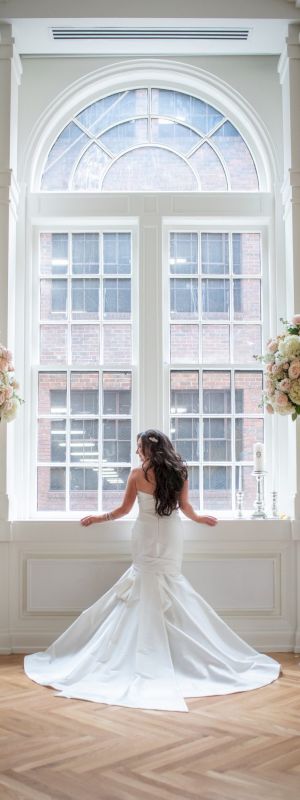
[{"x1": 80, "y1": 470, "x2": 137, "y2": 526}]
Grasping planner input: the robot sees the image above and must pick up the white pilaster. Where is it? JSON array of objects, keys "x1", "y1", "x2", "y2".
[
  {"x1": 0, "y1": 23, "x2": 22, "y2": 529},
  {"x1": 278, "y1": 25, "x2": 300, "y2": 523}
]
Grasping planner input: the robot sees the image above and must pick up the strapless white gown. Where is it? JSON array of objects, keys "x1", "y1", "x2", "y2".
[{"x1": 24, "y1": 491, "x2": 280, "y2": 712}]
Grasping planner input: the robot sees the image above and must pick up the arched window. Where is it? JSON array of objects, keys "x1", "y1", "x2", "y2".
[
  {"x1": 41, "y1": 88, "x2": 258, "y2": 192},
  {"x1": 24, "y1": 71, "x2": 272, "y2": 518}
]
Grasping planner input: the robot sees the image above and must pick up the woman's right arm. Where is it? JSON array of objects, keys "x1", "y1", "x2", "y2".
[{"x1": 178, "y1": 480, "x2": 218, "y2": 526}]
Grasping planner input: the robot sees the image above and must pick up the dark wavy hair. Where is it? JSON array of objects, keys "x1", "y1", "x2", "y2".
[{"x1": 137, "y1": 429, "x2": 188, "y2": 517}]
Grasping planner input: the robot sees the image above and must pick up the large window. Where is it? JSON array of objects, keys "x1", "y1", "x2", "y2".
[
  {"x1": 41, "y1": 88, "x2": 258, "y2": 192},
  {"x1": 36, "y1": 230, "x2": 134, "y2": 513},
  {"x1": 168, "y1": 231, "x2": 263, "y2": 513}
]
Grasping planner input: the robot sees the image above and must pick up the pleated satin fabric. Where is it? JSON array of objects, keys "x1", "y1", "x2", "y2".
[{"x1": 24, "y1": 492, "x2": 280, "y2": 712}]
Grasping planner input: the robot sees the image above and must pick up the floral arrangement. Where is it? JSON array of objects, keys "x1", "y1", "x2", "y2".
[
  {"x1": 0, "y1": 345, "x2": 24, "y2": 422},
  {"x1": 259, "y1": 315, "x2": 300, "y2": 420}
]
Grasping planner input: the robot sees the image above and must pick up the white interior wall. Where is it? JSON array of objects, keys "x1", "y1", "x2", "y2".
[{"x1": 1, "y1": 41, "x2": 299, "y2": 655}]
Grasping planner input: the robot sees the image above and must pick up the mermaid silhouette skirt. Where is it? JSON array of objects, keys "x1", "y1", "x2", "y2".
[{"x1": 24, "y1": 493, "x2": 280, "y2": 712}]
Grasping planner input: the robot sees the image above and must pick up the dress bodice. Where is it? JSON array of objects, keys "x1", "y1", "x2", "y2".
[{"x1": 131, "y1": 491, "x2": 183, "y2": 576}]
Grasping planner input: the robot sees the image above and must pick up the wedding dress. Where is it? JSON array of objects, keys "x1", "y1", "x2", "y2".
[{"x1": 24, "y1": 491, "x2": 280, "y2": 712}]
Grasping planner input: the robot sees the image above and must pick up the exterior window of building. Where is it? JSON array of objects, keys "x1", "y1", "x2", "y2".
[
  {"x1": 41, "y1": 89, "x2": 258, "y2": 193},
  {"x1": 37, "y1": 231, "x2": 133, "y2": 513},
  {"x1": 169, "y1": 231, "x2": 263, "y2": 513}
]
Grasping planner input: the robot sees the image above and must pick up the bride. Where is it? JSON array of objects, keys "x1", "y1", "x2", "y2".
[{"x1": 24, "y1": 429, "x2": 280, "y2": 712}]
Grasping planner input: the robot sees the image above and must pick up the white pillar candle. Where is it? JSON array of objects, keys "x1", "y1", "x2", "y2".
[{"x1": 253, "y1": 442, "x2": 264, "y2": 472}]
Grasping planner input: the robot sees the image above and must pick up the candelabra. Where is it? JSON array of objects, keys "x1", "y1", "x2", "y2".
[
  {"x1": 251, "y1": 471, "x2": 267, "y2": 519},
  {"x1": 270, "y1": 490, "x2": 279, "y2": 518},
  {"x1": 235, "y1": 491, "x2": 244, "y2": 518}
]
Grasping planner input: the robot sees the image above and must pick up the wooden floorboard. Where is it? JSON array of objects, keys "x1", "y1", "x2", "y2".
[{"x1": 0, "y1": 653, "x2": 299, "y2": 799}]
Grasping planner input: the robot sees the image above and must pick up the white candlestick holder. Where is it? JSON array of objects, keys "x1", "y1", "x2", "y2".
[
  {"x1": 271, "y1": 491, "x2": 279, "y2": 519},
  {"x1": 251, "y1": 471, "x2": 267, "y2": 519},
  {"x1": 236, "y1": 491, "x2": 244, "y2": 518}
]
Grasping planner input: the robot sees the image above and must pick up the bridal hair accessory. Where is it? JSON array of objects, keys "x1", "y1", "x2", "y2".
[
  {"x1": 0, "y1": 344, "x2": 24, "y2": 422},
  {"x1": 148, "y1": 435, "x2": 159, "y2": 443}
]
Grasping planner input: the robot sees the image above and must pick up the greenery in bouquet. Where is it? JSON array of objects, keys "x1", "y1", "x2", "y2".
[
  {"x1": 258, "y1": 315, "x2": 300, "y2": 421},
  {"x1": 0, "y1": 345, "x2": 24, "y2": 422}
]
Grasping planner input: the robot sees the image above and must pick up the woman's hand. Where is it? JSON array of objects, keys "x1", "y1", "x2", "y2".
[
  {"x1": 80, "y1": 515, "x2": 101, "y2": 527},
  {"x1": 199, "y1": 515, "x2": 218, "y2": 526}
]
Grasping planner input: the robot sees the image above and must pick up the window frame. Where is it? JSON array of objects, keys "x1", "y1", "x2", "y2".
[
  {"x1": 27, "y1": 220, "x2": 139, "y2": 520},
  {"x1": 162, "y1": 219, "x2": 271, "y2": 517}
]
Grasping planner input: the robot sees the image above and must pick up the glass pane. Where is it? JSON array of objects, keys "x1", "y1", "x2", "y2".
[
  {"x1": 72, "y1": 233, "x2": 99, "y2": 274},
  {"x1": 202, "y1": 279, "x2": 230, "y2": 319},
  {"x1": 170, "y1": 278, "x2": 198, "y2": 318},
  {"x1": 37, "y1": 466, "x2": 66, "y2": 511},
  {"x1": 72, "y1": 144, "x2": 111, "y2": 191},
  {"x1": 70, "y1": 420, "x2": 98, "y2": 463},
  {"x1": 40, "y1": 280, "x2": 67, "y2": 320},
  {"x1": 203, "y1": 466, "x2": 231, "y2": 510},
  {"x1": 201, "y1": 233, "x2": 229, "y2": 274},
  {"x1": 203, "y1": 418, "x2": 231, "y2": 461},
  {"x1": 102, "y1": 466, "x2": 130, "y2": 511},
  {"x1": 76, "y1": 90, "x2": 148, "y2": 136},
  {"x1": 71, "y1": 279, "x2": 100, "y2": 319},
  {"x1": 170, "y1": 325, "x2": 199, "y2": 363},
  {"x1": 103, "y1": 233, "x2": 131, "y2": 275},
  {"x1": 202, "y1": 325, "x2": 230, "y2": 363},
  {"x1": 151, "y1": 119, "x2": 200, "y2": 153},
  {"x1": 41, "y1": 122, "x2": 89, "y2": 190},
  {"x1": 233, "y1": 325, "x2": 261, "y2": 363},
  {"x1": 40, "y1": 233, "x2": 68, "y2": 276},
  {"x1": 203, "y1": 372, "x2": 231, "y2": 413},
  {"x1": 170, "y1": 233, "x2": 198, "y2": 275},
  {"x1": 233, "y1": 233, "x2": 261, "y2": 275},
  {"x1": 170, "y1": 417, "x2": 199, "y2": 461},
  {"x1": 40, "y1": 325, "x2": 68, "y2": 364},
  {"x1": 233, "y1": 279, "x2": 261, "y2": 320},
  {"x1": 235, "y1": 418, "x2": 264, "y2": 461},
  {"x1": 70, "y1": 467, "x2": 98, "y2": 511},
  {"x1": 102, "y1": 148, "x2": 197, "y2": 192},
  {"x1": 235, "y1": 465, "x2": 256, "y2": 509},
  {"x1": 103, "y1": 372, "x2": 132, "y2": 414},
  {"x1": 170, "y1": 371, "x2": 199, "y2": 413},
  {"x1": 151, "y1": 90, "x2": 223, "y2": 134},
  {"x1": 187, "y1": 466, "x2": 200, "y2": 508},
  {"x1": 190, "y1": 143, "x2": 227, "y2": 191},
  {"x1": 71, "y1": 325, "x2": 100, "y2": 364},
  {"x1": 100, "y1": 119, "x2": 148, "y2": 153},
  {"x1": 102, "y1": 419, "x2": 131, "y2": 462},
  {"x1": 103, "y1": 325, "x2": 131, "y2": 364},
  {"x1": 38, "y1": 373, "x2": 67, "y2": 415},
  {"x1": 234, "y1": 372, "x2": 263, "y2": 414},
  {"x1": 71, "y1": 372, "x2": 99, "y2": 414},
  {"x1": 103, "y1": 279, "x2": 131, "y2": 319},
  {"x1": 38, "y1": 419, "x2": 66, "y2": 462},
  {"x1": 212, "y1": 122, "x2": 259, "y2": 190}
]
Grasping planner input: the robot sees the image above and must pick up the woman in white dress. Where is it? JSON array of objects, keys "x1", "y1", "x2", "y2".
[{"x1": 24, "y1": 429, "x2": 280, "y2": 712}]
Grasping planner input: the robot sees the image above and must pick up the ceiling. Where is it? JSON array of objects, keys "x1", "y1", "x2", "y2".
[{"x1": 1, "y1": 1, "x2": 300, "y2": 56}]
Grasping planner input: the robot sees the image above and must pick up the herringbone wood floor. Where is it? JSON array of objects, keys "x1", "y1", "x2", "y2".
[{"x1": 0, "y1": 654, "x2": 299, "y2": 799}]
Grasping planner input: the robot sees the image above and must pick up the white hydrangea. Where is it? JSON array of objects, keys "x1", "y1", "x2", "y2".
[{"x1": 278, "y1": 335, "x2": 300, "y2": 359}]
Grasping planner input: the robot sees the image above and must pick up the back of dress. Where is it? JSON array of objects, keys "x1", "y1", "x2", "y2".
[{"x1": 131, "y1": 490, "x2": 183, "y2": 577}]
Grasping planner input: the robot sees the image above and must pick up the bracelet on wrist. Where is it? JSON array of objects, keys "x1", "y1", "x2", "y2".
[{"x1": 105, "y1": 511, "x2": 113, "y2": 521}]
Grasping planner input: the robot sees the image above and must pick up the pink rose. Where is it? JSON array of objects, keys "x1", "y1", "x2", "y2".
[
  {"x1": 4, "y1": 386, "x2": 13, "y2": 399},
  {"x1": 266, "y1": 403, "x2": 274, "y2": 414},
  {"x1": 0, "y1": 357, "x2": 9, "y2": 371},
  {"x1": 0, "y1": 391, "x2": 5, "y2": 405},
  {"x1": 278, "y1": 378, "x2": 291, "y2": 393},
  {"x1": 288, "y1": 360, "x2": 300, "y2": 379},
  {"x1": 292, "y1": 315, "x2": 300, "y2": 325},
  {"x1": 266, "y1": 379, "x2": 275, "y2": 395},
  {"x1": 265, "y1": 363, "x2": 273, "y2": 373},
  {"x1": 274, "y1": 390, "x2": 289, "y2": 407},
  {"x1": 7, "y1": 363, "x2": 14, "y2": 372},
  {"x1": 272, "y1": 364, "x2": 284, "y2": 378},
  {"x1": 267, "y1": 340, "x2": 278, "y2": 354}
]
